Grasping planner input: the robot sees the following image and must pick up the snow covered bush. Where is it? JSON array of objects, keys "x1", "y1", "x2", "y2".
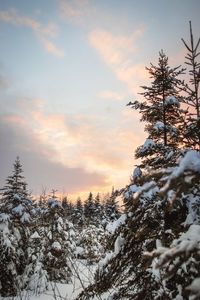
[
  {"x1": 43, "y1": 198, "x2": 75, "y2": 283},
  {"x1": 75, "y1": 224, "x2": 109, "y2": 264},
  {"x1": 23, "y1": 230, "x2": 49, "y2": 294}
]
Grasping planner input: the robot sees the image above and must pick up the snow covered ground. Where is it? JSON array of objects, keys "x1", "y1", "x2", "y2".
[{"x1": 1, "y1": 260, "x2": 99, "y2": 300}]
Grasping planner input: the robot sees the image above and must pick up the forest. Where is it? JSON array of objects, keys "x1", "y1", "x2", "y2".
[{"x1": 0, "y1": 22, "x2": 200, "y2": 300}]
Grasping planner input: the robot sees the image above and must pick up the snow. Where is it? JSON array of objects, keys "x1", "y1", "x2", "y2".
[
  {"x1": 13, "y1": 193, "x2": 21, "y2": 200},
  {"x1": 165, "y1": 95, "x2": 179, "y2": 106},
  {"x1": 52, "y1": 241, "x2": 62, "y2": 250},
  {"x1": 47, "y1": 198, "x2": 62, "y2": 208},
  {"x1": 74, "y1": 246, "x2": 84, "y2": 257},
  {"x1": 106, "y1": 214, "x2": 127, "y2": 234},
  {"x1": 124, "y1": 184, "x2": 139, "y2": 199},
  {"x1": 161, "y1": 150, "x2": 200, "y2": 194},
  {"x1": 21, "y1": 212, "x2": 31, "y2": 223},
  {"x1": 98, "y1": 252, "x2": 114, "y2": 269},
  {"x1": 187, "y1": 277, "x2": 200, "y2": 298},
  {"x1": 133, "y1": 181, "x2": 157, "y2": 200},
  {"x1": 153, "y1": 121, "x2": 164, "y2": 131},
  {"x1": 114, "y1": 234, "x2": 124, "y2": 255},
  {"x1": 5, "y1": 260, "x2": 98, "y2": 300},
  {"x1": 142, "y1": 138, "x2": 155, "y2": 151},
  {"x1": 171, "y1": 150, "x2": 200, "y2": 178},
  {"x1": 0, "y1": 213, "x2": 10, "y2": 222},
  {"x1": 178, "y1": 224, "x2": 200, "y2": 244},
  {"x1": 133, "y1": 166, "x2": 142, "y2": 178},
  {"x1": 30, "y1": 231, "x2": 41, "y2": 239},
  {"x1": 146, "y1": 224, "x2": 200, "y2": 269},
  {"x1": 12, "y1": 204, "x2": 24, "y2": 216}
]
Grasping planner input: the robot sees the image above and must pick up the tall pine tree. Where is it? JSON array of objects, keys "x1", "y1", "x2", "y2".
[
  {"x1": 128, "y1": 50, "x2": 186, "y2": 168},
  {"x1": 181, "y1": 21, "x2": 200, "y2": 149}
]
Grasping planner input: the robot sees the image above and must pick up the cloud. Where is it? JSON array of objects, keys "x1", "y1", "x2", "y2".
[
  {"x1": 89, "y1": 27, "x2": 149, "y2": 96},
  {"x1": 59, "y1": 0, "x2": 93, "y2": 25},
  {"x1": 39, "y1": 37, "x2": 65, "y2": 58},
  {"x1": 0, "y1": 113, "x2": 108, "y2": 198},
  {"x1": 0, "y1": 9, "x2": 64, "y2": 58},
  {"x1": 89, "y1": 29, "x2": 140, "y2": 65},
  {"x1": 0, "y1": 95, "x2": 145, "y2": 196},
  {"x1": 98, "y1": 90, "x2": 125, "y2": 101}
]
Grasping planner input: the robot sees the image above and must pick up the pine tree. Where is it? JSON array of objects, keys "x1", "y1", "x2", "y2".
[
  {"x1": 1, "y1": 156, "x2": 29, "y2": 203},
  {"x1": 77, "y1": 151, "x2": 200, "y2": 300},
  {"x1": 181, "y1": 21, "x2": 200, "y2": 149},
  {"x1": 23, "y1": 230, "x2": 48, "y2": 294},
  {"x1": 84, "y1": 192, "x2": 95, "y2": 224},
  {"x1": 61, "y1": 196, "x2": 73, "y2": 220},
  {"x1": 0, "y1": 157, "x2": 33, "y2": 296},
  {"x1": 93, "y1": 193, "x2": 103, "y2": 224},
  {"x1": 105, "y1": 188, "x2": 120, "y2": 222},
  {"x1": 73, "y1": 197, "x2": 84, "y2": 228},
  {"x1": 43, "y1": 198, "x2": 74, "y2": 283},
  {"x1": 128, "y1": 50, "x2": 186, "y2": 168}
]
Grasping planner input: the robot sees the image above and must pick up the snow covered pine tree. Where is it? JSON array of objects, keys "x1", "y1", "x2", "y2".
[
  {"x1": 127, "y1": 50, "x2": 186, "y2": 169},
  {"x1": 0, "y1": 157, "x2": 33, "y2": 296}
]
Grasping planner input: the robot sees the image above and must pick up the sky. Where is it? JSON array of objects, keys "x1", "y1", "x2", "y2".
[{"x1": 0, "y1": 0, "x2": 200, "y2": 200}]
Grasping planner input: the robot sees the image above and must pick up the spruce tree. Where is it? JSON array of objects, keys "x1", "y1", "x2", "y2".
[
  {"x1": 0, "y1": 157, "x2": 33, "y2": 297},
  {"x1": 73, "y1": 197, "x2": 84, "y2": 228},
  {"x1": 43, "y1": 197, "x2": 74, "y2": 283},
  {"x1": 181, "y1": 21, "x2": 200, "y2": 149},
  {"x1": 94, "y1": 193, "x2": 104, "y2": 224},
  {"x1": 128, "y1": 50, "x2": 186, "y2": 168},
  {"x1": 84, "y1": 192, "x2": 95, "y2": 224},
  {"x1": 105, "y1": 188, "x2": 120, "y2": 222}
]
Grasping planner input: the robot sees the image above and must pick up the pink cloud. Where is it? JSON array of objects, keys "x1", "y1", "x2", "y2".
[
  {"x1": 89, "y1": 27, "x2": 149, "y2": 96},
  {"x1": 6, "y1": 98, "x2": 144, "y2": 191},
  {"x1": 40, "y1": 37, "x2": 65, "y2": 58},
  {"x1": 0, "y1": 9, "x2": 64, "y2": 58}
]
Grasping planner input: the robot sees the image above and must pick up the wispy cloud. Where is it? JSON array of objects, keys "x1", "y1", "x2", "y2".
[
  {"x1": 0, "y1": 9, "x2": 64, "y2": 58},
  {"x1": 39, "y1": 37, "x2": 65, "y2": 58},
  {"x1": 98, "y1": 90, "x2": 125, "y2": 101},
  {"x1": 89, "y1": 27, "x2": 149, "y2": 95},
  {"x1": 59, "y1": 0, "x2": 93, "y2": 25}
]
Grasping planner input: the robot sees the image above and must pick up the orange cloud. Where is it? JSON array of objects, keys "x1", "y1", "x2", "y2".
[
  {"x1": 0, "y1": 9, "x2": 64, "y2": 58},
  {"x1": 89, "y1": 29, "x2": 139, "y2": 65},
  {"x1": 9, "y1": 99, "x2": 144, "y2": 192},
  {"x1": 89, "y1": 27, "x2": 149, "y2": 96}
]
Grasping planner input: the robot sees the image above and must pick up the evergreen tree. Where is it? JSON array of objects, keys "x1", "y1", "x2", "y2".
[
  {"x1": 0, "y1": 157, "x2": 33, "y2": 296},
  {"x1": 181, "y1": 21, "x2": 200, "y2": 149},
  {"x1": 77, "y1": 151, "x2": 200, "y2": 300},
  {"x1": 105, "y1": 188, "x2": 120, "y2": 222},
  {"x1": 23, "y1": 230, "x2": 48, "y2": 294},
  {"x1": 1, "y1": 156, "x2": 29, "y2": 203},
  {"x1": 93, "y1": 193, "x2": 103, "y2": 224},
  {"x1": 61, "y1": 195, "x2": 73, "y2": 220},
  {"x1": 73, "y1": 197, "x2": 84, "y2": 227},
  {"x1": 84, "y1": 192, "x2": 95, "y2": 224},
  {"x1": 128, "y1": 50, "x2": 186, "y2": 168},
  {"x1": 43, "y1": 198, "x2": 75, "y2": 283}
]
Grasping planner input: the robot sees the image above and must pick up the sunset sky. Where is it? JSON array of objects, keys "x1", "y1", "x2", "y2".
[{"x1": 0, "y1": 0, "x2": 200, "y2": 200}]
